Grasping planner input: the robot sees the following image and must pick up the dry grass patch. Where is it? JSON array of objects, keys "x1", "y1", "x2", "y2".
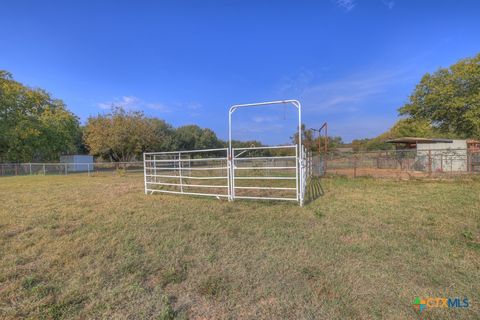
[{"x1": 0, "y1": 174, "x2": 479, "y2": 319}]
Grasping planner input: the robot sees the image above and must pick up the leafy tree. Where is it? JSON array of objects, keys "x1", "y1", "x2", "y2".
[
  {"x1": 399, "y1": 53, "x2": 480, "y2": 139},
  {"x1": 83, "y1": 107, "x2": 173, "y2": 161},
  {"x1": 0, "y1": 71, "x2": 81, "y2": 162},
  {"x1": 172, "y1": 125, "x2": 222, "y2": 150},
  {"x1": 324, "y1": 136, "x2": 344, "y2": 151},
  {"x1": 352, "y1": 119, "x2": 433, "y2": 151}
]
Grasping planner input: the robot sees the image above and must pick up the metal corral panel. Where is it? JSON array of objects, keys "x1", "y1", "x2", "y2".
[{"x1": 416, "y1": 140, "x2": 468, "y2": 172}]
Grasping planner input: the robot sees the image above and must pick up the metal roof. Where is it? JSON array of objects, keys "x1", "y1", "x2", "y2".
[{"x1": 385, "y1": 137, "x2": 453, "y2": 144}]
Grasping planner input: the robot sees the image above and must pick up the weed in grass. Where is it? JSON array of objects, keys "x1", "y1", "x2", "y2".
[
  {"x1": 157, "y1": 295, "x2": 188, "y2": 320},
  {"x1": 15, "y1": 256, "x2": 29, "y2": 266},
  {"x1": 206, "y1": 252, "x2": 217, "y2": 263},
  {"x1": 313, "y1": 208, "x2": 324, "y2": 219},
  {"x1": 158, "y1": 295, "x2": 175, "y2": 320},
  {"x1": 40, "y1": 296, "x2": 86, "y2": 320},
  {"x1": 425, "y1": 214, "x2": 436, "y2": 226},
  {"x1": 33, "y1": 285, "x2": 57, "y2": 299},
  {"x1": 463, "y1": 229, "x2": 480, "y2": 250},
  {"x1": 467, "y1": 242, "x2": 480, "y2": 250},
  {"x1": 22, "y1": 276, "x2": 41, "y2": 290},
  {"x1": 119, "y1": 256, "x2": 143, "y2": 275},
  {"x1": 198, "y1": 275, "x2": 229, "y2": 298},
  {"x1": 161, "y1": 264, "x2": 188, "y2": 287},
  {"x1": 47, "y1": 223, "x2": 60, "y2": 230},
  {"x1": 301, "y1": 266, "x2": 322, "y2": 280},
  {"x1": 462, "y1": 230, "x2": 474, "y2": 241}
]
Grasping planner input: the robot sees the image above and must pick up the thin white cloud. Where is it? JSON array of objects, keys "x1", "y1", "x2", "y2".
[
  {"x1": 186, "y1": 102, "x2": 202, "y2": 110},
  {"x1": 329, "y1": 115, "x2": 395, "y2": 142},
  {"x1": 165, "y1": 102, "x2": 204, "y2": 117},
  {"x1": 277, "y1": 71, "x2": 314, "y2": 96},
  {"x1": 97, "y1": 95, "x2": 141, "y2": 110},
  {"x1": 274, "y1": 65, "x2": 419, "y2": 142},
  {"x1": 97, "y1": 102, "x2": 111, "y2": 110},
  {"x1": 279, "y1": 67, "x2": 413, "y2": 115},
  {"x1": 145, "y1": 103, "x2": 172, "y2": 113},
  {"x1": 335, "y1": 0, "x2": 356, "y2": 11},
  {"x1": 96, "y1": 96, "x2": 181, "y2": 113}
]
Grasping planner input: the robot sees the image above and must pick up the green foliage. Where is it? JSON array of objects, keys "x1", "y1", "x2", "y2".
[
  {"x1": 171, "y1": 125, "x2": 222, "y2": 150},
  {"x1": 352, "y1": 118, "x2": 457, "y2": 151},
  {"x1": 386, "y1": 118, "x2": 438, "y2": 139},
  {"x1": 22, "y1": 276, "x2": 41, "y2": 290},
  {"x1": 399, "y1": 53, "x2": 480, "y2": 139},
  {"x1": 83, "y1": 107, "x2": 174, "y2": 161},
  {"x1": 158, "y1": 296, "x2": 176, "y2": 320},
  {"x1": 313, "y1": 208, "x2": 324, "y2": 219},
  {"x1": 462, "y1": 230, "x2": 474, "y2": 241},
  {"x1": 0, "y1": 71, "x2": 81, "y2": 162}
]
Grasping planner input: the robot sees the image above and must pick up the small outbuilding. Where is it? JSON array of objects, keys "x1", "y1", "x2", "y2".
[
  {"x1": 386, "y1": 137, "x2": 480, "y2": 172},
  {"x1": 60, "y1": 155, "x2": 94, "y2": 172}
]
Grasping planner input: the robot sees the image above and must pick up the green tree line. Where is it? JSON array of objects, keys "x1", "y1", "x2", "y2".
[
  {"x1": 2, "y1": 52, "x2": 479, "y2": 160},
  {"x1": 0, "y1": 71, "x2": 269, "y2": 162}
]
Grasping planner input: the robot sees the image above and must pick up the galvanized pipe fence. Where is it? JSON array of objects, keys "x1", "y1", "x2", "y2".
[{"x1": 144, "y1": 145, "x2": 309, "y2": 206}]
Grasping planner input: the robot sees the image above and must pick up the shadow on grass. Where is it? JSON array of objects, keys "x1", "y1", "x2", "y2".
[{"x1": 304, "y1": 176, "x2": 324, "y2": 205}]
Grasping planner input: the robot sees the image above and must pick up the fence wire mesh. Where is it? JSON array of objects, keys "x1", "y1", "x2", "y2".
[
  {"x1": 318, "y1": 148, "x2": 480, "y2": 178},
  {"x1": 0, "y1": 162, "x2": 144, "y2": 177}
]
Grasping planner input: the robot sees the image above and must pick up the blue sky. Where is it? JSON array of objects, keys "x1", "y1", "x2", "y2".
[{"x1": 1, "y1": 1, "x2": 479, "y2": 144}]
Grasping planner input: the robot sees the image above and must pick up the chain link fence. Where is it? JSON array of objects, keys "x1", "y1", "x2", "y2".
[
  {"x1": 313, "y1": 149, "x2": 480, "y2": 178},
  {"x1": 0, "y1": 162, "x2": 144, "y2": 177},
  {"x1": 2, "y1": 148, "x2": 480, "y2": 180}
]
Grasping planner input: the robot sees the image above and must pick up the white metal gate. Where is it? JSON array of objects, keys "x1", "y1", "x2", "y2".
[
  {"x1": 143, "y1": 100, "x2": 308, "y2": 206},
  {"x1": 144, "y1": 146, "x2": 307, "y2": 205},
  {"x1": 144, "y1": 148, "x2": 230, "y2": 198},
  {"x1": 231, "y1": 145, "x2": 299, "y2": 202}
]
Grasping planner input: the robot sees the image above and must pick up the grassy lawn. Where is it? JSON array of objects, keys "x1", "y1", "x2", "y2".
[{"x1": 0, "y1": 174, "x2": 479, "y2": 319}]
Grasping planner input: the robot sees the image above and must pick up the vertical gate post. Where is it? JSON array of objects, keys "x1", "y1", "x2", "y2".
[
  {"x1": 178, "y1": 152, "x2": 184, "y2": 193},
  {"x1": 227, "y1": 149, "x2": 232, "y2": 201},
  {"x1": 143, "y1": 153, "x2": 148, "y2": 194},
  {"x1": 295, "y1": 144, "x2": 299, "y2": 202},
  {"x1": 229, "y1": 147, "x2": 235, "y2": 201},
  {"x1": 153, "y1": 155, "x2": 157, "y2": 183}
]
